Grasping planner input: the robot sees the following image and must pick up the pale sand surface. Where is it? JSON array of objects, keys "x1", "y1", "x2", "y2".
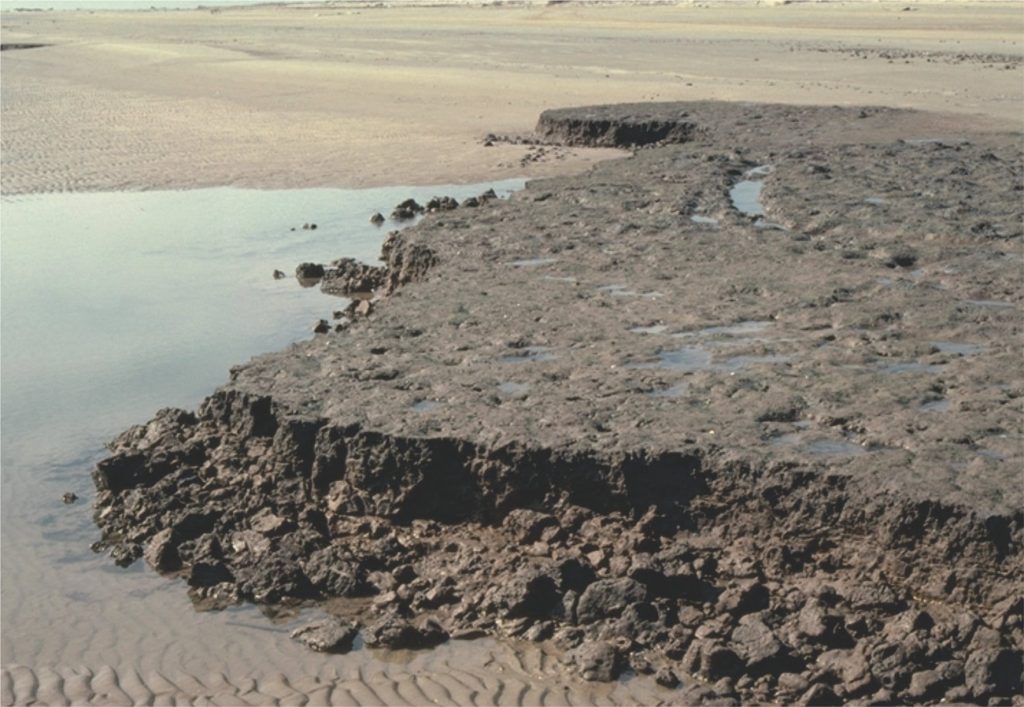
[
  {"x1": 1, "y1": 1, "x2": 1022, "y2": 195},
  {"x1": 1, "y1": 2, "x2": 1022, "y2": 705}
]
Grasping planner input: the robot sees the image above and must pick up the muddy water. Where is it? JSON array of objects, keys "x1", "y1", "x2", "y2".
[{"x1": 0, "y1": 181, "x2": 684, "y2": 704}]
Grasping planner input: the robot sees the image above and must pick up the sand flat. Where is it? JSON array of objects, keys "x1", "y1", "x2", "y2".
[{"x1": 2, "y1": 1, "x2": 1022, "y2": 194}]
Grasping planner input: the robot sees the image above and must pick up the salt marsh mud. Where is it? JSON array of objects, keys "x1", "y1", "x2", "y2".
[{"x1": 93, "y1": 102, "x2": 1022, "y2": 705}]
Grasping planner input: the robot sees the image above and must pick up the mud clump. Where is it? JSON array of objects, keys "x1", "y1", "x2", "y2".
[
  {"x1": 320, "y1": 258, "x2": 386, "y2": 297},
  {"x1": 93, "y1": 102, "x2": 1022, "y2": 704}
]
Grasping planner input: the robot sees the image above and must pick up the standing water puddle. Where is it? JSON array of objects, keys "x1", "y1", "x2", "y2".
[
  {"x1": 510, "y1": 257, "x2": 559, "y2": 268},
  {"x1": 962, "y1": 299, "x2": 1015, "y2": 310},
  {"x1": 499, "y1": 346, "x2": 555, "y2": 364},
  {"x1": 648, "y1": 383, "x2": 690, "y2": 398},
  {"x1": 729, "y1": 165, "x2": 788, "y2": 230},
  {"x1": 931, "y1": 341, "x2": 983, "y2": 356},
  {"x1": 730, "y1": 180, "x2": 766, "y2": 217},
  {"x1": 920, "y1": 399, "x2": 952, "y2": 413},
  {"x1": 772, "y1": 433, "x2": 868, "y2": 457},
  {"x1": 675, "y1": 320, "x2": 772, "y2": 338},
  {"x1": 0, "y1": 179, "x2": 525, "y2": 677},
  {"x1": 629, "y1": 347, "x2": 713, "y2": 371},
  {"x1": 879, "y1": 361, "x2": 946, "y2": 375},
  {"x1": 630, "y1": 324, "x2": 669, "y2": 335}
]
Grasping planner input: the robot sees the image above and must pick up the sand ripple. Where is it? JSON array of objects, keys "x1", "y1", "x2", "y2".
[{"x1": 2, "y1": 652, "x2": 674, "y2": 706}]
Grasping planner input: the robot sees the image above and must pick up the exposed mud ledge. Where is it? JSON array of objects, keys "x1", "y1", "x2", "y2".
[
  {"x1": 94, "y1": 102, "x2": 1023, "y2": 704},
  {"x1": 535, "y1": 104, "x2": 702, "y2": 147}
]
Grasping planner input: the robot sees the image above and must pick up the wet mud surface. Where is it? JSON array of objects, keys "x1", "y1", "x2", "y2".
[{"x1": 93, "y1": 102, "x2": 1022, "y2": 705}]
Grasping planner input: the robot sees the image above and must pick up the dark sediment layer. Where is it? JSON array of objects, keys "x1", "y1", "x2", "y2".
[
  {"x1": 0, "y1": 43, "x2": 48, "y2": 51},
  {"x1": 93, "y1": 102, "x2": 1023, "y2": 705}
]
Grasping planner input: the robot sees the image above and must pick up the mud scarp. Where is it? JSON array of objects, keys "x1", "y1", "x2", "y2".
[{"x1": 93, "y1": 102, "x2": 1023, "y2": 705}]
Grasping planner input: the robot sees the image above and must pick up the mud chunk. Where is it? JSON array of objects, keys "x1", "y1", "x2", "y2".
[
  {"x1": 796, "y1": 684, "x2": 839, "y2": 706},
  {"x1": 577, "y1": 577, "x2": 647, "y2": 623},
  {"x1": 233, "y1": 556, "x2": 316, "y2": 603},
  {"x1": 503, "y1": 508, "x2": 560, "y2": 544},
  {"x1": 730, "y1": 616, "x2": 789, "y2": 674},
  {"x1": 557, "y1": 558, "x2": 596, "y2": 593},
  {"x1": 92, "y1": 452, "x2": 149, "y2": 492},
  {"x1": 364, "y1": 616, "x2": 448, "y2": 650},
  {"x1": 654, "y1": 666, "x2": 680, "y2": 688},
  {"x1": 295, "y1": 262, "x2": 325, "y2": 279},
  {"x1": 884, "y1": 609, "x2": 934, "y2": 639},
  {"x1": 716, "y1": 582, "x2": 770, "y2": 617},
  {"x1": 874, "y1": 246, "x2": 918, "y2": 268},
  {"x1": 817, "y1": 646, "x2": 872, "y2": 696},
  {"x1": 568, "y1": 641, "x2": 622, "y2": 682},
  {"x1": 290, "y1": 617, "x2": 358, "y2": 653},
  {"x1": 391, "y1": 199, "x2": 424, "y2": 220},
  {"x1": 868, "y1": 641, "x2": 913, "y2": 691},
  {"x1": 798, "y1": 598, "x2": 851, "y2": 647},
  {"x1": 188, "y1": 561, "x2": 233, "y2": 587},
  {"x1": 425, "y1": 196, "x2": 459, "y2": 212},
  {"x1": 524, "y1": 620, "x2": 554, "y2": 642},
  {"x1": 838, "y1": 582, "x2": 902, "y2": 612},
  {"x1": 321, "y1": 257, "x2": 386, "y2": 296},
  {"x1": 144, "y1": 528, "x2": 181, "y2": 572},
  {"x1": 492, "y1": 566, "x2": 559, "y2": 618},
  {"x1": 964, "y1": 647, "x2": 1022, "y2": 698},
  {"x1": 682, "y1": 639, "x2": 744, "y2": 681},
  {"x1": 905, "y1": 661, "x2": 963, "y2": 701},
  {"x1": 230, "y1": 529, "x2": 271, "y2": 559},
  {"x1": 250, "y1": 508, "x2": 293, "y2": 536},
  {"x1": 776, "y1": 672, "x2": 810, "y2": 698}
]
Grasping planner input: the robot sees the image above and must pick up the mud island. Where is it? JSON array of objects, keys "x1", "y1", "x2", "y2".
[{"x1": 93, "y1": 102, "x2": 1022, "y2": 705}]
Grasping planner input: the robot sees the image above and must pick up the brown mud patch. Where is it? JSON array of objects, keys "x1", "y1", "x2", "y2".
[{"x1": 93, "y1": 102, "x2": 1022, "y2": 705}]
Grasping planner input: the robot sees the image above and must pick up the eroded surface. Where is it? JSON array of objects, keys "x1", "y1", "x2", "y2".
[{"x1": 93, "y1": 102, "x2": 1023, "y2": 705}]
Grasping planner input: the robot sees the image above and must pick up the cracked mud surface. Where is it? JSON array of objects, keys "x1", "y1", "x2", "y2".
[{"x1": 94, "y1": 102, "x2": 1022, "y2": 705}]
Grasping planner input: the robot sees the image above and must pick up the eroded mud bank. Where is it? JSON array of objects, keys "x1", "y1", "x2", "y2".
[{"x1": 94, "y1": 102, "x2": 1023, "y2": 705}]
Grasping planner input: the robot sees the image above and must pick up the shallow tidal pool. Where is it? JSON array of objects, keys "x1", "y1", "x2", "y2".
[{"x1": 0, "y1": 180, "x2": 524, "y2": 674}]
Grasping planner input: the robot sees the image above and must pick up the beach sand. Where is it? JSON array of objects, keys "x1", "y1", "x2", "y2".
[
  {"x1": 1, "y1": 2, "x2": 1022, "y2": 705},
  {"x1": 1, "y1": 1, "x2": 1021, "y2": 195}
]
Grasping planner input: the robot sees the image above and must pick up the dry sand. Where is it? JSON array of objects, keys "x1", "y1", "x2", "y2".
[
  {"x1": 1, "y1": 1, "x2": 1022, "y2": 705},
  {"x1": 1, "y1": 1, "x2": 1022, "y2": 194}
]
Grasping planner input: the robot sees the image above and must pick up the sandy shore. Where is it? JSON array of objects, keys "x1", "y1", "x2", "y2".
[{"x1": 1, "y1": 1, "x2": 1021, "y2": 194}]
